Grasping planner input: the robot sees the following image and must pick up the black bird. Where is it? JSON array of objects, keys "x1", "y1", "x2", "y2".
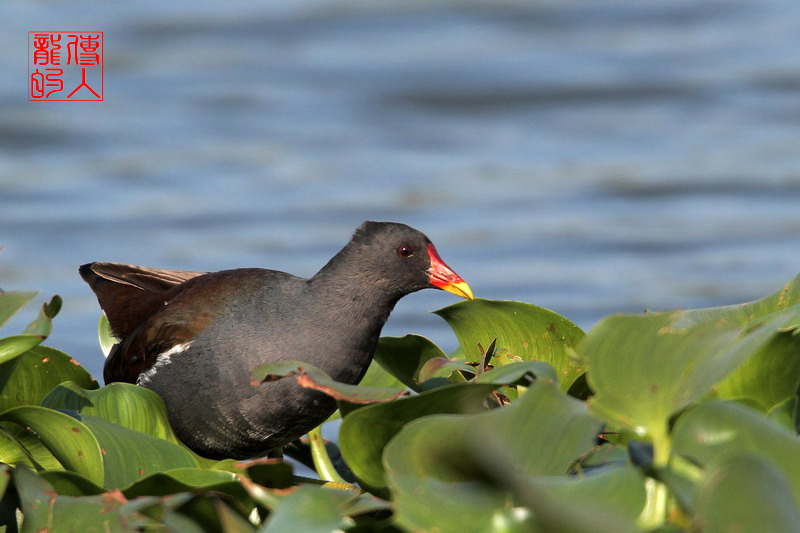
[{"x1": 80, "y1": 221, "x2": 473, "y2": 459}]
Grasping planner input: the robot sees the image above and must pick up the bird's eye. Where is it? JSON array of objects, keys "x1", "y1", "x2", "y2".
[{"x1": 395, "y1": 245, "x2": 414, "y2": 258}]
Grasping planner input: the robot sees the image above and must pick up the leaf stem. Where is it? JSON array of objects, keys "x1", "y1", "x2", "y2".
[
  {"x1": 639, "y1": 422, "x2": 672, "y2": 529},
  {"x1": 308, "y1": 425, "x2": 346, "y2": 484}
]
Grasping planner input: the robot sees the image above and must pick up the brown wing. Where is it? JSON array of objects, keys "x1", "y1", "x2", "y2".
[
  {"x1": 80, "y1": 262, "x2": 206, "y2": 339},
  {"x1": 99, "y1": 270, "x2": 235, "y2": 384},
  {"x1": 103, "y1": 317, "x2": 208, "y2": 384},
  {"x1": 85, "y1": 262, "x2": 205, "y2": 292}
]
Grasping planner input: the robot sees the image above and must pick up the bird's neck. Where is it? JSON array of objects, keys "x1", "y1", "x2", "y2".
[
  {"x1": 307, "y1": 268, "x2": 400, "y2": 329},
  {"x1": 305, "y1": 266, "x2": 400, "y2": 384}
]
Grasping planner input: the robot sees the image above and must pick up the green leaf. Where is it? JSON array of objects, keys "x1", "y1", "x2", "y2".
[
  {"x1": 460, "y1": 465, "x2": 643, "y2": 533},
  {"x1": 579, "y1": 309, "x2": 795, "y2": 450},
  {"x1": 259, "y1": 485, "x2": 356, "y2": 533},
  {"x1": 228, "y1": 457, "x2": 294, "y2": 490},
  {"x1": 768, "y1": 396, "x2": 800, "y2": 434},
  {"x1": 0, "y1": 345, "x2": 97, "y2": 414},
  {"x1": 434, "y1": 299, "x2": 585, "y2": 391},
  {"x1": 712, "y1": 330, "x2": 800, "y2": 412},
  {"x1": 694, "y1": 453, "x2": 800, "y2": 532},
  {"x1": 358, "y1": 355, "x2": 407, "y2": 392},
  {"x1": 77, "y1": 413, "x2": 199, "y2": 489},
  {"x1": 169, "y1": 492, "x2": 252, "y2": 532},
  {"x1": 416, "y1": 357, "x2": 473, "y2": 388},
  {"x1": 373, "y1": 334, "x2": 449, "y2": 391},
  {"x1": 164, "y1": 467, "x2": 239, "y2": 486},
  {"x1": 474, "y1": 360, "x2": 558, "y2": 386},
  {"x1": 14, "y1": 464, "x2": 141, "y2": 533},
  {"x1": 0, "y1": 295, "x2": 61, "y2": 365},
  {"x1": 682, "y1": 273, "x2": 800, "y2": 324},
  {"x1": 42, "y1": 381, "x2": 182, "y2": 445},
  {"x1": 0, "y1": 463, "x2": 9, "y2": 500},
  {"x1": 334, "y1": 354, "x2": 411, "y2": 419},
  {"x1": 212, "y1": 498, "x2": 257, "y2": 533},
  {"x1": 23, "y1": 295, "x2": 61, "y2": 334},
  {"x1": 122, "y1": 493, "x2": 201, "y2": 531},
  {"x1": 251, "y1": 360, "x2": 407, "y2": 404},
  {"x1": 98, "y1": 313, "x2": 119, "y2": 357},
  {"x1": 385, "y1": 380, "x2": 603, "y2": 532},
  {"x1": 0, "y1": 290, "x2": 37, "y2": 328},
  {"x1": 40, "y1": 469, "x2": 106, "y2": 496},
  {"x1": 122, "y1": 468, "x2": 241, "y2": 499},
  {"x1": 0, "y1": 406, "x2": 104, "y2": 485},
  {"x1": 339, "y1": 382, "x2": 500, "y2": 489},
  {"x1": 537, "y1": 468, "x2": 646, "y2": 528},
  {"x1": 0, "y1": 417, "x2": 62, "y2": 470},
  {"x1": 672, "y1": 400, "x2": 800, "y2": 500},
  {"x1": 675, "y1": 275, "x2": 800, "y2": 412}
]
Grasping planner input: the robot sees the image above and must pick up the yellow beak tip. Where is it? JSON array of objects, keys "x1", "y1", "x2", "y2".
[{"x1": 443, "y1": 281, "x2": 474, "y2": 301}]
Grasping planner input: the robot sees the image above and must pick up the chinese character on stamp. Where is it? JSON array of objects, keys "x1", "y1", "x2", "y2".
[{"x1": 29, "y1": 31, "x2": 103, "y2": 101}]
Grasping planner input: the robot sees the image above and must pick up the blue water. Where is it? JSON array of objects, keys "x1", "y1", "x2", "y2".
[{"x1": 2, "y1": 0, "x2": 800, "y2": 380}]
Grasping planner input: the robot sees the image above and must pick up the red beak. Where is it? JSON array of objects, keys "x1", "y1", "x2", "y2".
[{"x1": 426, "y1": 243, "x2": 474, "y2": 300}]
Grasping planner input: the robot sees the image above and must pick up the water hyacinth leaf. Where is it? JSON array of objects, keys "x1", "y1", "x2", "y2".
[
  {"x1": 339, "y1": 383, "x2": 500, "y2": 489},
  {"x1": 480, "y1": 337, "x2": 498, "y2": 371},
  {"x1": 768, "y1": 396, "x2": 800, "y2": 434},
  {"x1": 260, "y1": 485, "x2": 356, "y2": 533},
  {"x1": 694, "y1": 453, "x2": 800, "y2": 532},
  {"x1": 251, "y1": 360, "x2": 407, "y2": 404},
  {"x1": 42, "y1": 381, "x2": 182, "y2": 445},
  {"x1": 0, "y1": 464, "x2": 8, "y2": 499},
  {"x1": 340, "y1": 491, "x2": 394, "y2": 517},
  {"x1": 40, "y1": 469, "x2": 106, "y2": 496},
  {"x1": 385, "y1": 381, "x2": 602, "y2": 532},
  {"x1": 712, "y1": 328, "x2": 800, "y2": 412},
  {"x1": 98, "y1": 312, "x2": 118, "y2": 357},
  {"x1": 681, "y1": 273, "x2": 800, "y2": 325},
  {"x1": 509, "y1": 469, "x2": 645, "y2": 533},
  {"x1": 238, "y1": 474, "x2": 282, "y2": 510},
  {"x1": 373, "y1": 334, "x2": 449, "y2": 390},
  {"x1": 23, "y1": 295, "x2": 61, "y2": 334},
  {"x1": 672, "y1": 400, "x2": 800, "y2": 499},
  {"x1": 673, "y1": 275, "x2": 800, "y2": 411},
  {"x1": 0, "y1": 417, "x2": 63, "y2": 470},
  {"x1": 14, "y1": 464, "x2": 145, "y2": 533},
  {"x1": 474, "y1": 360, "x2": 558, "y2": 386},
  {"x1": 232, "y1": 457, "x2": 295, "y2": 490},
  {"x1": 0, "y1": 345, "x2": 97, "y2": 414},
  {"x1": 213, "y1": 498, "x2": 257, "y2": 533},
  {"x1": 578, "y1": 309, "x2": 795, "y2": 443},
  {"x1": 0, "y1": 295, "x2": 61, "y2": 364},
  {"x1": 162, "y1": 492, "x2": 252, "y2": 532},
  {"x1": 417, "y1": 357, "x2": 473, "y2": 389},
  {"x1": 164, "y1": 466, "x2": 239, "y2": 486},
  {"x1": 76, "y1": 413, "x2": 199, "y2": 489},
  {"x1": 0, "y1": 406, "x2": 104, "y2": 485},
  {"x1": 0, "y1": 465, "x2": 10, "y2": 527},
  {"x1": 122, "y1": 468, "x2": 240, "y2": 499},
  {"x1": 357, "y1": 355, "x2": 407, "y2": 392},
  {"x1": 434, "y1": 299, "x2": 585, "y2": 391},
  {"x1": 0, "y1": 290, "x2": 37, "y2": 328},
  {"x1": 540, "y1": 467, "x2": 646, "y2": 523},
  {"x1": 122, "y1": 493, "x2": 201, "y2": 531}
]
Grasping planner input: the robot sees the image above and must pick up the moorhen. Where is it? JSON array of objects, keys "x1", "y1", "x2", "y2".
[{"x1": 80, "y1": 221, "x2": 473, "y2": 459}]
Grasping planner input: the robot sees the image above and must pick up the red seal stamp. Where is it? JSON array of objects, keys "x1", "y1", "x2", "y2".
[{"x1": 29, "y1": 31, "x2": 104, "y2": 101}]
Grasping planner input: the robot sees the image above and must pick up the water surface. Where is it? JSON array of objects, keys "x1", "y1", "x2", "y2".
[{"x1": 2, "y1": 0, "x2": 799, "y2": 378}]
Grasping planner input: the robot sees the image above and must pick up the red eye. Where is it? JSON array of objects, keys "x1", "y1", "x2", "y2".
[{"x1": 396, "y1": 246, "x2": 413, "y2": 258}]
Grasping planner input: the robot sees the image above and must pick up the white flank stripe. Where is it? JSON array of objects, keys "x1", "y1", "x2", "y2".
[{"x1": 136, "y1": 341, "x2": 192, "y2": 385}]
